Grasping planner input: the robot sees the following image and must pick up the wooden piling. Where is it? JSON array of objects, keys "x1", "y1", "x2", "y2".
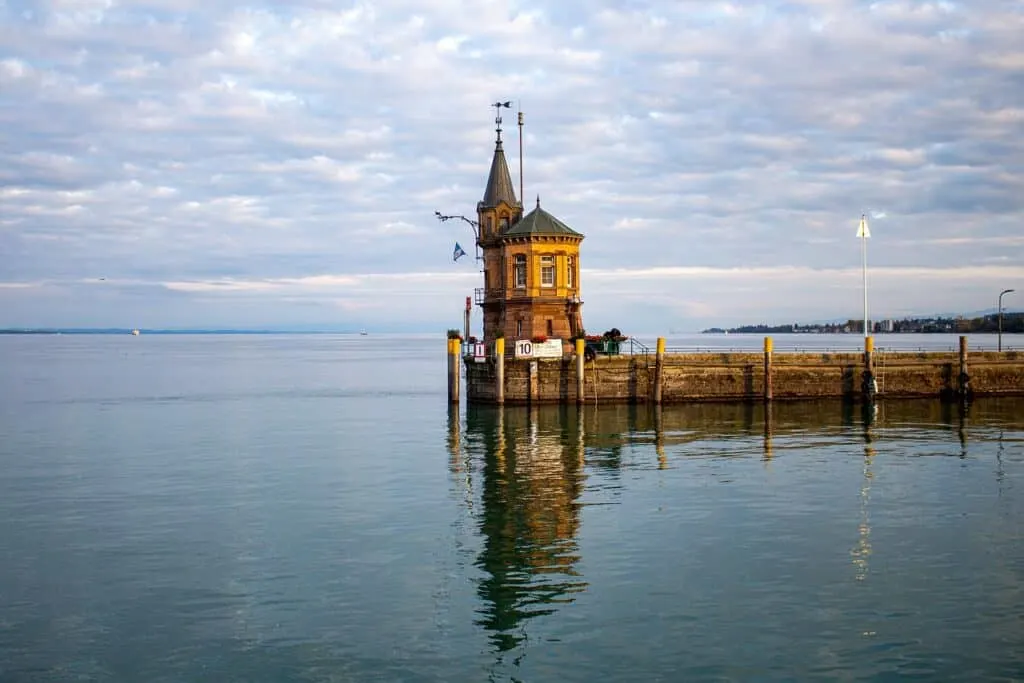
[
  {"x1": 575, "y1": 338, "x2": 585, "y2": 404},
  {"x1": 763, "y1": 336, "x2": 773, "y2": 402},
  {"x1": 495, "y1": 338, "x2": 505, "y2": 405},
  {"x1": 958, "y1": 335, "x2": 970, "y2": 400},
  {"x1": 447, "y1": 338, "x2": 461, "y2": 404},
  {"x1": 653, "y1": 337, "x2": 666, "y2": 404}
]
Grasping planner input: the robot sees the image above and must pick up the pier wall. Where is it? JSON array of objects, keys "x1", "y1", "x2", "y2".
[{"x1": 464, "y1": 349, "x2": 1024, "y2": 405}]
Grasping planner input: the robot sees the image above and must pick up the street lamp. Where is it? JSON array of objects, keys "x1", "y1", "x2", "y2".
[{"x1": 998, "y1": 288, "x2": 1014, "y2": 352}]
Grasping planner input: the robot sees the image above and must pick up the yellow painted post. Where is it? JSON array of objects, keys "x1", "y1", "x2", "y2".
[
  {"x1": 863, "y1": 335, "x2": 875, "y2": 402},
  {"x1": 958, "y1": 335, "x2": 970, "y2": 400},
  {"x1": 653, "y1": 337, "x2": 666, "y2": 404},
  {"x1": 763, "y1": 336, "x2": 773, "y2": 402},
  {"x1": 575, "y1": 338, "x2": 585, "y2": 404},
  {"x1": 495, "y1": 338, "x2": 505, "y2": 405},
  {"x1": 449, "y1": 338, "x2": 461, "y2": 404}
]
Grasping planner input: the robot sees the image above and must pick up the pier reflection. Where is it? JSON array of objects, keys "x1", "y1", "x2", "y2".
[{"x1": 462, "y1": 406, "x2": 588, "y2": 655}]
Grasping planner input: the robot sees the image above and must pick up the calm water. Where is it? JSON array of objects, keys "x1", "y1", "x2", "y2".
[{"x1": 1, "y1": 333, "x2": 1023, "y2": 682}]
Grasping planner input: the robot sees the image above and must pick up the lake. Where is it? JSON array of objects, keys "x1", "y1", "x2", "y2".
[{"x1": 1, "y1": 333, "x2": 1022, "y2": 681}]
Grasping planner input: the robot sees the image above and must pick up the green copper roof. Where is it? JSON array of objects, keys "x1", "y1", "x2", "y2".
[{"x1": 503, "y1": 199, "x2": 583, "y2": 238}]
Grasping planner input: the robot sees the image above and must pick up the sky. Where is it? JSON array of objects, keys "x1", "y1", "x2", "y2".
[{"x1": 1, "y1": 0, "x2": 1022, "y2": 333}]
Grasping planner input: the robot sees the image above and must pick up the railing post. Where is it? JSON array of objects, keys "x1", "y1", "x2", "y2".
[
  {"x1": 495, "y1": 338, "x2": 505, "y2": 405},
  {"x1": 575, "y1": 338, "x2": 585, "y2": 405},
  {"x1": 862, "y1": 335, "x2": 875, "y2": 403},
  {"x1": 653, "y1": 337, "x2": 665, "y2": 404},
  {"x1": 958, "y1": 335, "x2": 970, "y2": 401},
  {"x1": 764, "y1": 336, "x2": 773, "y2": 402}
]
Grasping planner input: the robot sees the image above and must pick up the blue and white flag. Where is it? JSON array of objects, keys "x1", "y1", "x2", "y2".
[{"x1": 453, "y1": 242, "x2": 467, "y2": 262}]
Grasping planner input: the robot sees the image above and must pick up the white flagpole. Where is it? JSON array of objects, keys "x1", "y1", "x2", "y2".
[{"x1": 859, "y1": 214, "x2": 869, "y2": 338}]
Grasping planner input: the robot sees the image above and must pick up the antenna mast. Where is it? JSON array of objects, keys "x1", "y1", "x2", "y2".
[{"x1": 518, "y1": 103, "x2": 524, "y2": 205}]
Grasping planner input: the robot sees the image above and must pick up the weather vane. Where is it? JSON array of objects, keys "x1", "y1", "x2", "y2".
[{"x1": 493, "y1": 100, "x2": 511, "y2": 142}]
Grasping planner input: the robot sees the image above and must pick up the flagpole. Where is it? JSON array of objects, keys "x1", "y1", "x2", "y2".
[{"x1": 861, "y1": 214, "x2": 869, "y2": 338}]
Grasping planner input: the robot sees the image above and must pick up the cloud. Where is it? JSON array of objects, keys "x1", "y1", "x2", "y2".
[{"x1": 0, "y1": 0, "x2": 1021, "y2": 330}]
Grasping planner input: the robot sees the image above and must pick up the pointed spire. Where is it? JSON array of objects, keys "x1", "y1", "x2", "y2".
[
  {"x1": 481, "y1": 108, "x2": 520, "y2": 208},
  {"x1": 536, "y1": 195, "x2": 540, "y2": 209}
]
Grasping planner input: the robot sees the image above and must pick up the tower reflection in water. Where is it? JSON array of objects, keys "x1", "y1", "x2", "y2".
[{"x1": 459, "y1": 406, "x2": 588, "y2": 654}]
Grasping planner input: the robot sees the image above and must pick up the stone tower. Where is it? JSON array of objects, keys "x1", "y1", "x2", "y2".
[{"x1": 474, "y1": 112, "x2": 585, "y2": 346}]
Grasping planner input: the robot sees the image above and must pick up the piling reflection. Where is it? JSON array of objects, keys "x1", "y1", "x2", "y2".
[{"x1": 463, "y1": 406, "x2": 588, "y2": 655}]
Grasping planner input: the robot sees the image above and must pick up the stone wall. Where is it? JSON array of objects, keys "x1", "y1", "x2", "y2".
[{"x1": 464, "y1": 350, "x2": 1024, "y2": 405}]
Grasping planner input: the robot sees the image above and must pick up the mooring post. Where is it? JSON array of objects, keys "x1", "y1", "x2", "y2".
[
  {"x1": 862, "y1": 335, "x2": 876, "y2": 402},
  {"x1": 958, "y1": 335, "x2": 970, "y2": 401},
  {"x1": 464, "y1": 296, "x2": 471, "y2": 345},
  {"x1": 448, "y1": 338, "x2": 461, "y2": 404},
  {"x1": 653, "y1": 337, "x2": 666, "y2": 404},
  {"x1": 495, "y1": 337, "x2": 505, "y2": 405},
  {"x1": 575, "y1": 337, "x2": 585, "y2": 405},
  {"x1": 763, "y1": 336, "x2": 773, "y2": 402}
]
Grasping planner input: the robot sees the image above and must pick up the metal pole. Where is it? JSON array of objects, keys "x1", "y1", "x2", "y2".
[
  {"x1": 862, "y1": 222, "x2": 868, "y2": 338},
  {"x1": 518, "y1": 108, "x2": 524, "y2": 205},
  {"x1": 999, "y1": 288, "x2": 1014, "y2": 352}
]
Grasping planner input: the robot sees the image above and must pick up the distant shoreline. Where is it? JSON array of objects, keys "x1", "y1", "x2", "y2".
[{"x1": 0, "y1": 329, "x2": 358, "y2": 335}]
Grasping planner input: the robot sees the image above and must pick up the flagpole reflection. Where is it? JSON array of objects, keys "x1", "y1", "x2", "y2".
[{"x1": 851, "y1": 403, "x2": 877, "y2": 581}]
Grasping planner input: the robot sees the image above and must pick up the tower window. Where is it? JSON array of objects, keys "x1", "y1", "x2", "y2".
[
  {"x1": 513, "y1": 255, "x2": 527, "y2": 288},
  {"x1": 567, "y1": 256, "x2": 575, "y2": 289},
  {"x1": 501, "y1": 216, "x2": 509, "y2": 233},
  {"x1": 547, "y1": 319, "x2": 553, "y2": 337},
  {"x1": 540, "y1": 255, "x2": 554, "y2": 288},
  {"x1": 516, "y1": 319, "x2": 523, "y2": 338}
]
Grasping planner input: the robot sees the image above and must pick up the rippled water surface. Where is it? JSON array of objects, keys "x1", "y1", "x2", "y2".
[{"x1": 1, "y1": 334, "x2": 1023, "y2": 682}]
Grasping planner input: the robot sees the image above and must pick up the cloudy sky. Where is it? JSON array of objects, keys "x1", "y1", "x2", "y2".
[{"x1": 1, "y1": 0, "x2": 1022, "y2": 332}]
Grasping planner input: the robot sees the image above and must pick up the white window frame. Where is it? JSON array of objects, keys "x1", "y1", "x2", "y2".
[{"x1": 540, "y1": 255, "x2": 555, "y2": 288}]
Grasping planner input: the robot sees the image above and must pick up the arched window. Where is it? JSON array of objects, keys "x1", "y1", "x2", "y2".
[
  {"x1": 513, "y1": 254, "x2": 527, "y2": 288},
  {"x1": 501, "y1": 216, "x2": 510, "y2": 233}
]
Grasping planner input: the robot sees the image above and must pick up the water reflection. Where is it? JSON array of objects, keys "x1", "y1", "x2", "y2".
[
  {"x1": 462, "y1": 407, "x2": 588, "y2": 656},
  {"x1": 852, "y1": 403, "x2": 877, "y2": 582},
  {"x1": 449, "y1": 398, "x2": 1024, "y2": 673}
]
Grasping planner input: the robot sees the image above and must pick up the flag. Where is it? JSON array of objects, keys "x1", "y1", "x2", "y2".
[
  {"x1": 453, "y1": 242, "x2": 467, "y2": 262},
  {"x1": 857, "y1": 215, "x2": 871, "y2": 238}
]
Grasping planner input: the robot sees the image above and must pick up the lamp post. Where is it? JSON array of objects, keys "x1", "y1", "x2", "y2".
[
  {"x1": 998, "y1": 288, "x2": 1014, "y2": 352},
  {"x1": 857, "y1": 215, "x2": 871, "y2": 337}
]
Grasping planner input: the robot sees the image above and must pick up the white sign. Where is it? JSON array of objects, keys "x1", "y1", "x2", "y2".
[
  {"x1": 514, "y1": 339, "x2": 563, "y2": 359},
  {"x1": 471, "y1": 343, "x2": 488, "y2": 362}
]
